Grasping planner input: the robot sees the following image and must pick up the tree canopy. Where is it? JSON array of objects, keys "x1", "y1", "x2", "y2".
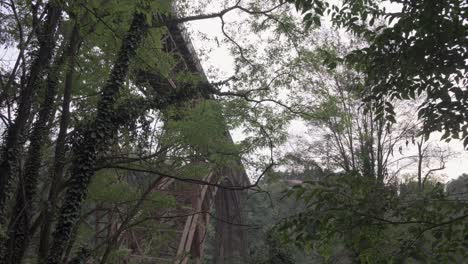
[{"x1": 0, "y1": 0, "x2": 467, "y2": 263}]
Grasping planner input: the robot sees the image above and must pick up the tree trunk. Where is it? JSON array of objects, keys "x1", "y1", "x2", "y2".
[
  {"x1": 37, "y1": 23, "x2": 81, "y2": 264},
  {"x1": 417, "y1": 140, "x2": 423, "y2": 191},
  {"x1": 4, "y1": 21, "x2": 81, "y2": 263},
  {"x1": 46, "y1": 12, "x2": 148, "y2": 264},
  {"x1": 0, "y1": 2, "x2": 62, "y2": 260}
]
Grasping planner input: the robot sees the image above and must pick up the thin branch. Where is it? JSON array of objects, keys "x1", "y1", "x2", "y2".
[
  {"x1": 160, "y1": 3, "x2": 286, "y2": 26},
  {"x1": 100, "y1": 162, "x2": 274, "y2": 191}
]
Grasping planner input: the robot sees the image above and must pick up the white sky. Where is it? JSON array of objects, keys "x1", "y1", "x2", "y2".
[{"x1": 184, "y1": 2, "x2": 468, "y2": 182}]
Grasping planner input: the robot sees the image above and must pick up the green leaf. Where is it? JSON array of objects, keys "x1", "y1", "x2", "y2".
[{"x1": 313, "y1": 16, "x2": 321, "y2": 27}]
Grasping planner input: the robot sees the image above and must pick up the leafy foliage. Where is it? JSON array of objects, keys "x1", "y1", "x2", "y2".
[
  {"x1": 289, "y1": 0, "x2": 468, "y2": 146},
  {"x1": 1, "y1": 0, "x2": 467, "y2": 263},
  {"x1": 242, "y1": 165, "x2": 328, "y2": 263},
  {"x1": 279, "y1": 171, "x2": 468, "y2": 263}
]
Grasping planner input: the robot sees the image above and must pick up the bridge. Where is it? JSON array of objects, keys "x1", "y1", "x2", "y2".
[{"x1": 92, "y1": 12, "x2": 251, "y2": 264}]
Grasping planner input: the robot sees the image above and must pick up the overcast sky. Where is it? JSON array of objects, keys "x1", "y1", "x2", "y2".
[{"x1": 184, "y1": 2, "x2": 468, "y2": 182}]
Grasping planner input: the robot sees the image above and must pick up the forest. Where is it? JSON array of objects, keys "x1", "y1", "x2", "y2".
[{"x1": 0, "y1": 0, "x2": 467, "y2": 263}]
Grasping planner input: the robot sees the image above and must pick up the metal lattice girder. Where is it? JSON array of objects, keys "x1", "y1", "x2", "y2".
[
  {"x1": 92, "y1": 12, "x2": 251, "y2": 264},
  {"x1": 146, "y1": 18, "x2": 251, "y2": 264}
]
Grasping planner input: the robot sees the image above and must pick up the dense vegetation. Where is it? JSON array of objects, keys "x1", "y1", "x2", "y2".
[{"x1": 0, "y1": 0, "x2": 467, "y2": 263}]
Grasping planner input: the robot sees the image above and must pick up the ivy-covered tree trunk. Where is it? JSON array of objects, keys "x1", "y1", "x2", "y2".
[
  {"x1": 46, "y1": 12, "x2": 148, "y2": 264},
  {"x1": 5, "y1": 52, "x2": 60, "y2": 264},
  {"x1": 0, "y1": 2, "x2": 62, "y2": 259},
  {"x1": 37, "y1": 23, "x2": 81, "y2": 264},
  {"x1": 4, "y1": 22, "x2": 81, "y2": 264}
]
